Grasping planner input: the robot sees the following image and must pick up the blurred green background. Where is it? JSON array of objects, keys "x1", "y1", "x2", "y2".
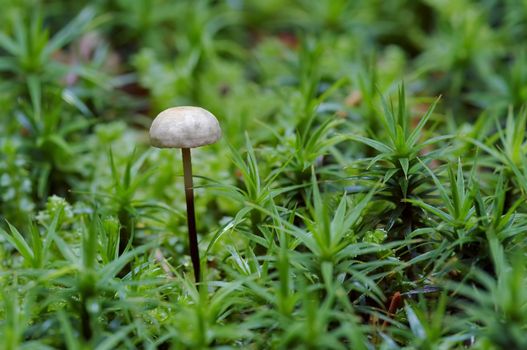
[{"x1": 1, "y1": 0, "x2": 525, "y2": 226}]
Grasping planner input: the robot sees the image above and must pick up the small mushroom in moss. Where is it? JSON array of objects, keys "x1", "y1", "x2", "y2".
[{"x1": 150, "y1": 106, "x2": 221, "y2": 282}]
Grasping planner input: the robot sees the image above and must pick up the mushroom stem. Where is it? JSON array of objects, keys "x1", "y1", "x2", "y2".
[{"x1": 181, "y1": 147, "x2": 201, "y2": 282}]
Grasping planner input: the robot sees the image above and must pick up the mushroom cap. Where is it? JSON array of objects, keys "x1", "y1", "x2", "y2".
[{"x1": 149, "y1": 106, "x2": 222, "y2": 148}]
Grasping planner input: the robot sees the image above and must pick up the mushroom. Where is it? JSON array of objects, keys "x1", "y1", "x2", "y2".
[{"x1": 150, "y1": 106, "x2": 221, "y2": 282}]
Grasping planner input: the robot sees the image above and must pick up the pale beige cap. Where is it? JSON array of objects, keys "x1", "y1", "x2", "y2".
[{"x1": 149, "y1": 106, "x2": 221, "y2": 148}]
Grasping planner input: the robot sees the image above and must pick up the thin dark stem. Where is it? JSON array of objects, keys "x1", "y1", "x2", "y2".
[
  {"x1": 182, "y1": 147, "x2": 201, "y2": 282},
  {"x1": 80, "y1": 293, "x2": 92, "y2": 340},
  {"x1": 80, "y1": 308, "x2": 91, "y2": 340}
]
